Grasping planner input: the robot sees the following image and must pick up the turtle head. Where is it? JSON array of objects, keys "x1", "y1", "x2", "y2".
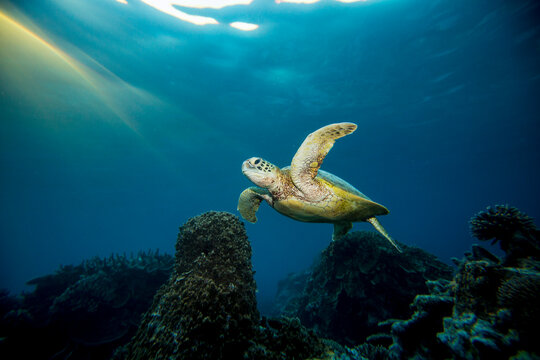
[{"x1": 242, "y1": 157, "x2": 280, "y2": 189}]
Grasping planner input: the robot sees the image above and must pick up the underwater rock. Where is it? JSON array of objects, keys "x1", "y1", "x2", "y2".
[
  {"x1": 0, "y1": 250, "x2": 173, "y2": 360},
  {"x1": 273, "y1": 231, "x2": 454, "y2": 345}
]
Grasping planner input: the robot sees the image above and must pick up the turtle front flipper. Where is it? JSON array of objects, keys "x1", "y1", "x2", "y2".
[
  {"x1": 237, "y1": 187, "x2": 272, "y2": 223},
  {"x1": 332, "y1": 222, "x2": 353, "y2": 241},
  {"x1": 290, "y1": 123, "x2": 357, "y2": 200},
  {"x1": 367, "y1": 217, "x2": 402, "y2": 253}
]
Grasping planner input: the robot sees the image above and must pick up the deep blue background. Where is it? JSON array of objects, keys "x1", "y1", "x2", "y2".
[{"x1": 1, "y1": 0, "x2": 539, "y2": 313}]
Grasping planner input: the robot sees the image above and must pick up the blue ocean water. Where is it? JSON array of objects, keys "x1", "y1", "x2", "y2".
[{"x1": 0, "y1": 0, "x2": 538, "y2": 315}]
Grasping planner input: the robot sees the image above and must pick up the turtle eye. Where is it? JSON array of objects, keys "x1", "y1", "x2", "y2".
[{"x1": 254, "y1": 159, "x2": 261, "y2": 165}]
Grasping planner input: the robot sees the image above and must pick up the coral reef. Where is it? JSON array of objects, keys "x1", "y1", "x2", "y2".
[
  {"x1": 272, "y1": 270, "x2": 311, "y2": 318},
  {"x1": 384, "y1": 279, "x2": 455, "y2": 359},
  {"x1": 372, "y1": 205, "x2": 540, "y2": 359},
  {"x1": 2, "y1": 211, "x2": 330, "y2": 360},
  {"x1": 247, "y1": 316, "x2": 329, "y2": 360},
  {"x1": 269, "y1": 205, "x2": 539, "y2": 359},
  {"x1": 0, "y1": 250, "x2": 173, "y2": 359},
  {"x1": 470, "y1": 204, "x2": 540, "y2": 264},
  {"x1": 327, "y1": 342, "x2": 392, "y2": 360},
  {"x1": 122, "y1": 211, "x2": 328, "y2": 360},
  {"x1": 273, "y1": 231, "x2": 454, "y2": 345},
  {"x1": 124, "y1": 211, "x2": 259, "y2": 359},
  {"x1": 5, "y1": 205, "x2": 537, "y2": 359}
]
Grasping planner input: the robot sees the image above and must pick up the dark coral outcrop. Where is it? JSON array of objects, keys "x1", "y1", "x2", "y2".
[
  {"x1": 124, "y1": 211, "x2": 259, "y2": 359},
  {"x1": 123, "y1": 211, "x2": 328, "y2": 360},
  {"x1": 375, "y1": 205, "x2": 540, "y2": 359},
  {"x1": 2, "y1": 212, "x2": 331, "y2": 360},
  {"x1": 383, "y1": 279, "x2": 454, "y2": 359},
  {"x1": 272, "y1": 270, "x2": 311, "y2": 318},
  {"x1": 273, "y1": 206, "x2": 540, "y2": 359},
  {"x1": 273, "y1": 231, "x2": 454, "y2": 345},
  {"x1": 0, "y1": 251, "x2": 173, "y2": 360},
  {"x1": 248, "y1": 316, "x2": 329, "y2": 360},
  {"x1": 470, "y1": 204, "x2": 540, "y2": 264}
]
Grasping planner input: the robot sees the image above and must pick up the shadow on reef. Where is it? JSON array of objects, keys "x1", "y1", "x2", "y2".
[
  {"x1": 272, "y1": 231, "x2": 455, "y2": 345},
  {"x1": 0, "y1": 250, "x2": 173, "y2": 359}
]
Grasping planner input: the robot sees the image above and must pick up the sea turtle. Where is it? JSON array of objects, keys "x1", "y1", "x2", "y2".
[{"x1": 238, "y1": 122, "x2": 402, "y2": 252}]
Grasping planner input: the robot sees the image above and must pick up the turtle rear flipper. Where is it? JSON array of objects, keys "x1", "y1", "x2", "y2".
[
  {"x1": 332, "y1": 222, "x2": 353, "y2": 241},
  {"x1": 238, "y1": 187, "x2": 272, "y2": 223},
  {"x1": 367, "y1": 217, "x2": 402, "y2": 253}
]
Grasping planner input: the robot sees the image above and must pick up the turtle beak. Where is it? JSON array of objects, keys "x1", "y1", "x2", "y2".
[{"x1": 242, "y1": 160, "x2": 253, "y2": 174}]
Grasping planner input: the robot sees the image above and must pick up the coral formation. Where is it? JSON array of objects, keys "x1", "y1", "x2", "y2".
[
  {"x1": 247, "y1": 316, "x2": 329, "y2": 360},
  {"x1": 272, "y1": 270, "x2": 311, "y2": 318},
  {"x1": 4, "y1": 205, "x2": 538, "y2": 359},
  {"x1": 470, "y1": 204, "x2": 539, "y2": 264},
  {"x1": 269, "y1": 205, "x2": 539, "y2": 359},
  {"x1": 369, "y1": 205, "x2": 540, "y2": 359},
  {"x1": 123, "y1": 211, "x2": 328, "y2": 360},
  {"x1": 273, "y1": 230, "x2": 454, "y2": 345},
  {"x1": 0, "y1": 250, "x2": 173, "y2": 359},
  {"x1": 497, "y1": 268, "x2": 540, "y2": 330},
  {"x1": 124, "y1": 211, "x2": 259, "y2": 359},
  {"x1": 2, "y1": 211, "x2": 330, "y2": 360},
  {"x1": 386, "y1": 279, "x2": 454, "y2": 359}
]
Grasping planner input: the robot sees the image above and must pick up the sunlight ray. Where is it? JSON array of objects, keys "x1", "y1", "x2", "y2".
[{"x1": 0, "y1": 10, "x2": 143, "y2": 136}]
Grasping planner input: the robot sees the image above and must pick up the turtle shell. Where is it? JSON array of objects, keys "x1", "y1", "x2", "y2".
[
  {"x1": 316, "y1": 169, "x2": 372, "y2": 201},
  {"x1": 282, "y1": 166, "x2": 371, "y2": 201}
]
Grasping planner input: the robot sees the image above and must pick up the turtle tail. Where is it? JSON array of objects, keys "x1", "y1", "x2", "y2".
[{"x1": 367, "y1": 217, "x2": 402, "y2": 253}]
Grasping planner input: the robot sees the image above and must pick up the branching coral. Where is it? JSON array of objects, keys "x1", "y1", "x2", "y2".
[
  {"x1": 470, "y1": 205, "x2": 536, "y2": 246},
  {"x1": 387, "y1": 280, "x2": 454, "y2": 359},
  {"x1": 438, "y1": 312, "x2": 520, "y2": 360},
  {"x1": 470, "y1": 205, "x2": 539, "y2": 264},
  {"x1": 328, "y1": 206, "x2": 540, "y2": 359}
]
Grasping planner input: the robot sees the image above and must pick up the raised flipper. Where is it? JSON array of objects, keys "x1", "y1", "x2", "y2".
[
  {"x1": 367, "y1": 217, "x2": 402, "y2": 253},
  {"x1": 237, "y1": 187, "x2": 272, "y2": 223},
  {"x1": 290, "y1": 123, "x2": 357, "y2": 200},
  {"x1": 332, "y1": 222, "x2": 353, "y2": 241}
]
